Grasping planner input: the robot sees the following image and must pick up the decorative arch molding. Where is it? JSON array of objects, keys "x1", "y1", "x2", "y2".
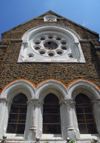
[
  {"x1": 0, "y1": 79, "x2": 35, "y2": 100},
  {"x1": 35, "y1": 80, "x2": 68, "y2": 101},
  {"x1": 18, "y1": 24, "x2": 85, "y2": 63},
  {"x1": 68, "y1": 79, "x2": 100, "y2": 100},
  {"x1": 0, "y1": 79, "x2": 100, "y2": 100},
  {"x1": 22, "y1": 24, "x2": 81, "y2": 42}
]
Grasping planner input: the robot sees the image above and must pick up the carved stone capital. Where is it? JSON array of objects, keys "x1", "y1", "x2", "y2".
[
  {"x1": 38, "y1": 101, "x2": 44, "y2": 106},
  {"x1": 64, "y1": 100, "x2": 75, "y2": 106},
  {"x1": 6, "y1": 100, "x2": 12, "y2": 105},
  {"x1": 0, "y1": 98, "x2": 6, "y2": 103},
  {"x1": 59, "y1": 101, "x2": 65, "y2": 106},
  {"x1": 91, "y1": 100, "x2": 97, "y2": 104}
]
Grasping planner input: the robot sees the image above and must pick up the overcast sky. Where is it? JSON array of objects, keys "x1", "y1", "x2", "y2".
[{"x1": 0, "y1": 0, "x2": 100, "y2": 40}]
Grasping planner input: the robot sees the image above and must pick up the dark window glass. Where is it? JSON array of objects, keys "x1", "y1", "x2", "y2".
[
  {"x1": 57, "y1": 51, "x2": 62, "y2": 55},
  {"x1": 40, "y1": 38, "x2": 45, "y2": 40},
  {"x1": 44, "y1": 41, "x2": 58, "y2": 50},
  {"x1": 48, "y1": 36, "x2": 53, "y2": 39},
  {"x1": 7, "y1": 93, "x2": 27, "y2": 134},
  {"x1": 61, "y1": 41, "x2": 66, "y2": 45},
  {"x1": 40, "y1": 51, "x2": 45, "y2": 54},
  {"x1": 35, "y1": 42, "x2": 40, "y2": 44},
  {"x1": 62, "y1": 47, "x2": 67, "y2": 50},
  {"x1": 75, "y1": 93, "x2": 97, "y2": 134},
  {"x1": 43, "y1": 93, "x2": 61, "y2": 134},
  {"x1": 48, "y1": 53, "x2": 54, "y2": 57},
  {"x1": 35, "y1": 47, "x2": 40, "y2": 50},
  {"x1": 56, "y1": 38, "x2": 61, "y2": 40}
]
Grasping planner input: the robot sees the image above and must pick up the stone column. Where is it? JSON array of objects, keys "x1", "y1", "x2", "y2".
[
  {"x1": 0, "y1": 98, "x2": 12, "y2": 138},
  {"x1": 59, "y1": 101, "x2": 67, "y2": 139},
  {"x1": 0, "y1": 98, "x2": 7, "y2": 138},
  {"x1": 65, "y1": 100, "x2": 76, "y2": 141},
  {"x1": 37, "y1": 101, "x2": 43, "y2": 139},
  {"x1": 71, "y1": 101, "x2": 80, "y2": 138},
  {"x1": 92, "y1": 100, "x2": 100, "y2": 135},
  {"x1": 0, "y1": 98, "x2": 6, "y2": 124},
  {"x1": 28, "y1": 99, "x2": 38, "y2": 141},
  {"x1": 97, "y1": 99, "x2": 100, "y2": 115}
]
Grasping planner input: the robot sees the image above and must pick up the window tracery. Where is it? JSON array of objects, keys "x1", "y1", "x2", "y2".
[
  {"x1": 18, "y1": 25, "x2": 86, "y2": 63},
  {"x1": 43, "y1": 93, "x2": 61, "y2": 134},
  {"x1": 75, "y1": 93, "x2": 97, "y2": 134},
  {"x1": 7, "y1": 93, "x2": 27, "y2": 134}
]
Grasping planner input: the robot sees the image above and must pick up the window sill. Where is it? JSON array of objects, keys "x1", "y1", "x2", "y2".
[
  {"x1": 42, "y1": 134, "x2": 62, "y2": 140},
  {"x1": 6, "y1": 133, "x2": 24, "y2": 141},
  {"x1": 80, "y1": 134, "x2": 99, "y2": 139}
]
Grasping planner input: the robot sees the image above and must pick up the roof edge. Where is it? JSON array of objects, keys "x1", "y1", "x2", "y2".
[{"x1": 1, "y1": 10, "x2": 99, "y2": 36}]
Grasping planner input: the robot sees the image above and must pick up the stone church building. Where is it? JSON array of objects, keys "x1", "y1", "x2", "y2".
[{"x1": 0, "y1": 10, "x2": 100, "y2": 143}]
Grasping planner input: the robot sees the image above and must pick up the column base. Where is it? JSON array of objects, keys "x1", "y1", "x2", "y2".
[
  {"x1": 28, "y1": 129, "x2": 36, "y2": 141},
  {"x1": 67, "y1": 128, "x2": 76, "y2": 141}
]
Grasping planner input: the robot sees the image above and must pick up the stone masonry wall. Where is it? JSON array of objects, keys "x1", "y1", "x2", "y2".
[{"x1": 0, "y1": 13, "x2": 100, "y2": 91}]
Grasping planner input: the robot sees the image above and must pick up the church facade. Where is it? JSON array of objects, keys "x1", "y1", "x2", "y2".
[{"x1": 0, "y1": 11, "x2": 100, "y2": 143}]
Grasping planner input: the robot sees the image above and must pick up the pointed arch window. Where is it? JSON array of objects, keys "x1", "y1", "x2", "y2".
[
  {"x1": 7, "y1": 93, "x2": 27, "y2": 134},
  {"x1": 75, "y1": 93, "x2": 97, "y2": 134},
  {"x1": 43, "y1": 93, "x2": 61, "y2": 134}
]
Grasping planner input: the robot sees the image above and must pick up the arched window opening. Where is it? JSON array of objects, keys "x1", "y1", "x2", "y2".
[
  {"x1": 43, "y1": 93, "x2": 61, "y2": 134},
  {"x1": 7, "y1": 93, "x2": 27, "y2": 134},
  {"x1": 75, "y1": 93, "x2": 97, "y2": 134}
]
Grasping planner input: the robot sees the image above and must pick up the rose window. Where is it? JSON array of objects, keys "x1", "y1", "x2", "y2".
[
  {"x1": 18, "y1": 25, "x2": 86, "y2": 63},
  {"x1": 32, "y1": 34, "x2": 68, "y2": 57}
]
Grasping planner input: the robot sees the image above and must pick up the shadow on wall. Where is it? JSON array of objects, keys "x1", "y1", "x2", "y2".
[{"x1": 90, "y1": 42, "x2": 100, "y2": 83}]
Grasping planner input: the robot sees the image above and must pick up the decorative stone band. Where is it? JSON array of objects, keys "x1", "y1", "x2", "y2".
[
  {"x1": 0, "y1": 98, "x2": 6, "y2": 102},
  {"x1": 79, "y1": 40, "x2": 91, "y2": 43},
  {"x1": 0, "y1": 45, "x2": 7, "y2": 48},
  {"x1": 11, "y1": 39, "x2": 22, "y2": 42},
  {"x1": 0, "y1": 98, "x2": 12, "y2": 104},
  {"x1": 95, "y1": 46, "x2": 100, "y2": 49}
]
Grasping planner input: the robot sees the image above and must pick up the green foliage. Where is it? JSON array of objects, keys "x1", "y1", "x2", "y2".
[{"x1": 70, "y1": 141, "x2": 75, "y2": 143}]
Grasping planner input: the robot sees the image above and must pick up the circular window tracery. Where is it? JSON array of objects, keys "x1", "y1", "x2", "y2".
[
  {"x1": 48, "y1": 53, "x2": 54, "y2": 56},
  {"x1": 40, "y1": 51, "x2": 45, "y2": 55},
  {"x1": 35, "y1": 42, "x2": 40, "y2": 44},
  {"x1": 57, "y1": 51, "x2": 62, "y2": 55},
  {"x1": 32, "y1": 34, "x2": 69, "y2": 58},
  {"x1": 19, "y1": 25, "x2": 86, "y2": 63},
  {"x1": 35, "y1": 47, "x2": 40, "y2": 50},
  {"x1": 62, "y1": 47, "x2": 67, "y2": 50},
  {"x1": 44, "y1": 41, "x2": 58, "y2": 50}
]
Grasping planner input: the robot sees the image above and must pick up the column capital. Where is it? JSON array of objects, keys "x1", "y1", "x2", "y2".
[
  {"x1": 38, "y1": 101, "x2": 44, "y2": 105},
  {"x1": 0, "y1": 98, "x2": 6, "y2": 103},
  {"x1": 59, "y1": 101, "x2": 65, "y2": 106},
  {"x1": 91, "y1": 100, "x2": 97, "y2": 104},
  {"x1": 29, "y1": 98, "x2": 38, "y2": 105},
  {"x1": 6, "y1": 100, "x2": 12, "y2": 105},
  {"x1": 64, "y1": 99, "x2": 76, "y2": 105}
]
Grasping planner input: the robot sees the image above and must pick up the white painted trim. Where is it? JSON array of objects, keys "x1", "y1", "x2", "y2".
[
  {"x1": 18, "y1": 25, "x2": 86, "y2": 63},
  {"x1": 0, "y1": 79, "x2": 100, "y2": 141},
  {"x1": 68, "y1": 80, "x2": 100, "y2": 100},
  {"x1": 0, "y1": 80, "x2": 35, "y2": 99}
]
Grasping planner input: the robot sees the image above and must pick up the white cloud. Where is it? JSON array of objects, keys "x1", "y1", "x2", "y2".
[
  {"x1": 82, "y1": 22, "x2": 89, "y2": 26},
  {"x1": 82, "y1": 21, "x2": 93, "y2": 26}
]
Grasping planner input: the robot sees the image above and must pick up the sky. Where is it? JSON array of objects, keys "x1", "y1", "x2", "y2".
[{"x1": 0, "y1": 0, "x2": 100, "y2": 41}]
